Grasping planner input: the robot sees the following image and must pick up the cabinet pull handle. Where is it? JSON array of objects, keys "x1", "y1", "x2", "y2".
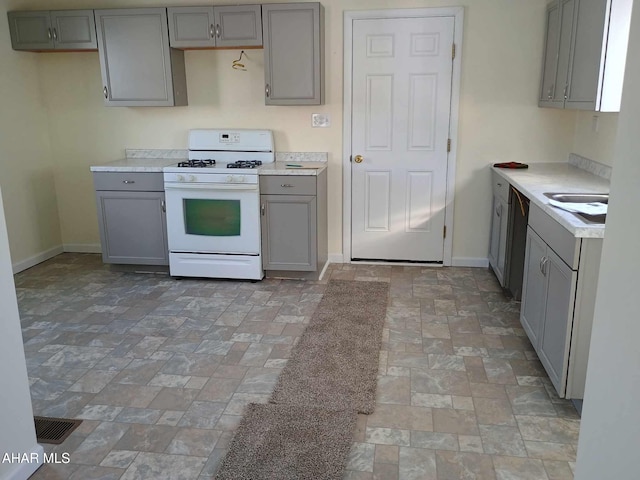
[
  {"x1": 497, "y1": 182, "x2": 502, "y2": 187},
  {"x1": 215, "y1": 24, "x2": 221, "y2": 38},
  {"x1": 563, "y1": 85, "x2": 568, "y2": 99},
  {"x1": 161, "y1": 200, "x2": 166, "y2": 212},
  {"x1": 280, "y1": 184, "x2": 294, "y2": 188},
  {"x1": 122, "y1": 180, "x2": 135, "y2": 184},
  {"x1": 265, "y1": 83, "x2": 270, "y2": 98},
  {"x1": 103, "y1": 86, "x2": 109, "y2": 99},
  {"x1": 539, "y1": 256, "x2": 545, "y2": 275},
  {"x1": 543, "y1": 257, "x2": 549, "y2": 276},
  {"x1": 47, "y1": 28, "x2": 52, "y2": 41},
  {"x1": 52, "y1": 28, "x2": 58, "y2": 41},
  {"x1": 210, "y1": 24, "x2": 215, "y2": 38},
  {"x1": 548, "y1": 83, "x2": 554, "y2": 99},
  {"x1": 261, "y1": 204, "x2": 265, "y2": 216}
]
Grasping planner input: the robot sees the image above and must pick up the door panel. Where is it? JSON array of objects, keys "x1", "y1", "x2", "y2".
[
  {"x1": 520, "y1": 228, "x2": 547, "y2": 346},
  {"x1": 351, "y1": 16, "x2": 454, "y2": 261},
  {"x1": 553, "y1": 0, "x2": 576, "y2": 103}
]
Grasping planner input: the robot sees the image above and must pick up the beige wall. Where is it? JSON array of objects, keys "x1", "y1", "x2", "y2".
[
  {"x1": 7, "y1": 0, "x2": 578, "y2": 263},
  {"x1": 572, "y1": 111, "x2": 619, "y2": 167},
  {"x1": 0, "y1": 0, "x2": 62, "y2": 268}
]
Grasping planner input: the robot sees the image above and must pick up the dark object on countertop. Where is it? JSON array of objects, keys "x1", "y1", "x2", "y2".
[{"x1": 494, "y1": 161, "x2": 529, "y2": 169}]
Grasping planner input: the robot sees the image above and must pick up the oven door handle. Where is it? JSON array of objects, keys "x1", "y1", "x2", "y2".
[{"x1": 164, "y1": 183, "x2": 258, "y2": 191}]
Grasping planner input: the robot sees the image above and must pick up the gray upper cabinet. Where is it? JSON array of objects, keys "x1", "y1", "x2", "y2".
[
  {"x1": 8, "y1": 10, "x2": 97, "y2": 51},
  {"x1": 168, "y1": 5, "x2": 262, "y2": 49},
  {"x1": 538, "y1": 0, "x2": 632, "y2": 111},
  {"x1": 262, "y1": 3, "x2": 324, "y2": 105},
  {"x1": 95, "y1": 8, "x2": 188, "y2": 107}
]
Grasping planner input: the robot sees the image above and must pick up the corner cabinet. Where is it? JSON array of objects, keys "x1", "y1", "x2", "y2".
[
  {"x1": 260, "y1": 170, "x2": 327, "y2": 279},
  {"x1": 538, "y1": 0, "x2": 632, "y2": 111},
  {"x1": 167, "y1": 5, "x2": 262, "y2": 49},
  {"x1": 520, "y1": 203, "x2": 602, "y2": 398},
  {"x1": 93, "y1": 172, "x2": 168, "y2": 266},
  {"x1": 488, "y1": 172, "x2": 511, "y2": 286},
  {"x1": 8, "y1": 10, "x2": 97, "y2": 51},
  {"x1": 95, "y1": 8, "x2": 188, "y2": 107},
  {"x1": 262, "y1": 3, "x2": 324, "y2": 105}
]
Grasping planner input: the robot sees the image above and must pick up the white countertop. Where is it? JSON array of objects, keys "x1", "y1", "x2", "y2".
[
  {"x1": 491, "y1": 162, "x2": 610, "y2": 238},
  {"x1": 90, "y1": 159, "x2": 326, "y2": 175},
  {"x1": 90, "y1": 158, "x2": 181, "y2": 172},
  {"x1": 258, "y1": 161, "x2": 326, "y2": 176}
]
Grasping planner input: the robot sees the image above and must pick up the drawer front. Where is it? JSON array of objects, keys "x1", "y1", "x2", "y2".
[
  {"x1": 93, "y1": 172, "x2": 164, "y2": 191},
  {"x1": 529, "y1": 203, "x2": 580, "y2": 269},
  {"x1": 492, "y1": 171, "x2": 510, "y2": 203},
  {"x1": 260, "y1": 175, "x2": 316, "y2": 195}
]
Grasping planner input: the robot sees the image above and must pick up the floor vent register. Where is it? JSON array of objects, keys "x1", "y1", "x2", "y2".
[{"x1": 34, "y1": 416, "x2": 82, "y2": 444}]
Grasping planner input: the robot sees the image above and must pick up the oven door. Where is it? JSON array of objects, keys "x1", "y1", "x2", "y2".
[{"x1": 165, "y1": 182, "x2": 260, "y2": 255}]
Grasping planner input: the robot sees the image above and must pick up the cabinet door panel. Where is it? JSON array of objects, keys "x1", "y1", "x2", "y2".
[
  {"x1": 168, "y1": 6, "x2": 215, "y2": 48},
  {"x1": 215, "y1": 5, "x2": 262, "y2": 47},
  {"x1": 539, "y1": 248, "x2": 576, "y2": 397},
  {"x1": 553, "y1": 0, "x2": 576, "y2": 103},
  {"x1": 488, "y1": 195, "x2": 502, "y2": 282},
  {"x1": 96, "y1": 8, "x2": 176, "y2": 106},
  {"x1": 539, "y1": 2, "x2": 561, "y2": 105},
  {"x1": 263, "y1": 3, "x2": 323, "y2": 105},
  {"x1": 96, "y1": 191, "x2": 168, "y2": 265},
  {"x1": 8, "y1": 11, "x2": 54, "y2": 50},
  {"x1": 51, "y1": 10, "x2": 97, "y2": 50},
  {"x1": 565, "y1": 0, "x2": 607, "y2": 109},
  {"x1": 261, "y1": 195, "x2": 316, "y2": 271},
  {"x1": 497, "y1": 196, "x2": 510, "y2": 285},
  {"x1": 520, "y1": 228, "x2": 547, "y2": 347}
]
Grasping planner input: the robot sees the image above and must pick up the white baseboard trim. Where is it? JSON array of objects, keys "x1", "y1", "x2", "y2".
[
  {"x1": 4, "y1": 444, "x2": 44, "y2": 480},
  {"x1": 452, "y1": 257, "x2": 489, "y2": 268},
  {"x1": 63, "y1": 243, "x2": 102, "y2": 254},
  {"x1": 12, "y1": 246, "x2": 64, "y2": 274},
  {"x1": 328, "y1": 253, "x2": 344, "y2": 264}
]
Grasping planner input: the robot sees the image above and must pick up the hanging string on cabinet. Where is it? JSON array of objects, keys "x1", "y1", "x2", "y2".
[{"x1": 232, "y1": 50, "x2": 247, "y2": 70}]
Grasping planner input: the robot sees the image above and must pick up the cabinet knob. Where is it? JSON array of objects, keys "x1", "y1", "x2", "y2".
[
  {"x1": 47, "y1": 28, "x2": 52, "y2": 41},
  {"x1": 261, "y1": 204, "x2": 266, "y2": 216},
  {"x1": 563, "y1": 85, "x2": 568, "y2": 99},
  {"x1": 215, "y1": 24, "x2": 221, "y2": 38},
  {"x1": 265, "y1": 83, "x2": 270, "y2": 98},
  {"x1": 122, "y1": 180, "x2": 135, "y2": 184},
  {"x1": 52, "y1": 28, "x2": 58, "y2": 41},
  {"x1": 103, "y1": 86, "x2": 109, "y2": 99},
  {"x1": 210, "y1": 24, "x2": 215, "y2": 38},
  {"x1": 161, "y1": 200, "x2": 166, "y2": 213}
]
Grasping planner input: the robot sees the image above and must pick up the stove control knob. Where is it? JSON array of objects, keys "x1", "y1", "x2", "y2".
[
  {"x1": 176, "y1": 174, "x2": 185, "y2": 182},
  {"x1": 188, "y1": 175, "x2": 196, "y2": 182}
]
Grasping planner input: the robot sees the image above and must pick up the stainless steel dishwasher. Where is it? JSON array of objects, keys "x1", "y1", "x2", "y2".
[{"x1": 505, "y1": 186, "x2": 529, "y2": 300}]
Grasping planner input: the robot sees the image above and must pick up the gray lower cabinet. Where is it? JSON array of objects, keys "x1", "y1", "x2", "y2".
[
  {"x1": 520, "y1": 203, "x2": 602, "y2": 398},
  {"x1": 262, "y1": 3, "x2": 324, "y2": 105},
  {"x1": 488, "y1": 172, "x2": 511, "y2": 286},
  {"x1": 93, "y1": 172, "x2": 168, "y2": 265},
  {"x1": 260, "y1": 171, "x2": 327, "y2": 277},
  {"x1": 8, "y1": 10, "x2": 97, "y2": 51},
  {"x1": 95, "y1": 8, "x2": 188, "y2": 107}
]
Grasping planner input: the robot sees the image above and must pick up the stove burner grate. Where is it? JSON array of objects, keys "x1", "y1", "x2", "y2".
[
  {"x1": 226, "y1": 160, "x2": 263, "y2": 169},
  {"x1": 178, "y1": 159, "x2": 216, "y2": 168}
]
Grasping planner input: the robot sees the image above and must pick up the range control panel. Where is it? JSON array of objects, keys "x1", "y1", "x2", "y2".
[{"x1": 219, "y1": 133, "x2": 241, "y2": 143}]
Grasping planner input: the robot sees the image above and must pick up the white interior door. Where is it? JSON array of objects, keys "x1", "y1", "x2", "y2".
[{"x1": 351, "y1": 16, "x2": 455, "y2": 262}]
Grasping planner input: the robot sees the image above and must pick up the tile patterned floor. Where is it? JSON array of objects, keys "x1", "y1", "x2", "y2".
[{"x1": 15, "y1": 254, "x2": 580, "y2": 480}]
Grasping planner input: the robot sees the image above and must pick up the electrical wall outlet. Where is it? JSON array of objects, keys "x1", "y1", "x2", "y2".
[{"x1": 312, "y1": 113, "x2": 330, "y2": 128}]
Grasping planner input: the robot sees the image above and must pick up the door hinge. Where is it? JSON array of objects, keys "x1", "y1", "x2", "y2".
[
  {"x1": 349, "y1": 155, "x2": 352, "y2": 163},
  {"x1": 447, "y1": 139, "x2": 451, "y2": 152},
  {"x1": 443, "y1": 225, "x2": 447, "y2": 238},
  {"x1": 452, "y1": 43, "x2": 456, "y2": 60}
]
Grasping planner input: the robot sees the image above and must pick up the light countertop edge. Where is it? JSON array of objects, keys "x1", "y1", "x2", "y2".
[
  {"x1": 491, "y1": 163, "x2": 609, "y2": 239},
  {"x1": 258, "y1": 161, "x2": 327, "y2": 176},
  {"x1": 90, "y1": 158, "x2": 183, "y2": 172}
]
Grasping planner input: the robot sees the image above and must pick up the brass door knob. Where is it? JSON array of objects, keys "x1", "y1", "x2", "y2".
[{"x1": 354, "y1": 155, "x2": 364, "y2": 163}]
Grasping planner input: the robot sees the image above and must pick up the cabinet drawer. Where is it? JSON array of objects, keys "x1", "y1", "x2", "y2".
[
  {"x1": 529, "y1": 203, "x2": 580, "y2": 269},
  {"x1": 492, "y1": 171, "x2": 510, "y2": 203},
  {"x1": 93, "y1": 172, "x2": 164, "y2": 192},
  {"x1": 260, "y1": 175, "x2": 316, "y2": 195}
]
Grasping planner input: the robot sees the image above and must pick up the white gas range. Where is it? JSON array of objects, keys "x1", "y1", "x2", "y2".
[{"x1": 163, "y1": 129, "x2": 274, "y2": 280}]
